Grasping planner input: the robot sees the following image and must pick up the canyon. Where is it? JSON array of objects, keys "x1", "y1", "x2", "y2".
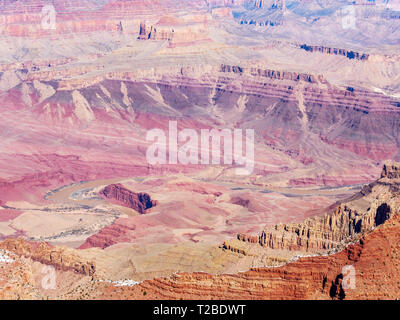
[{"x1": 1, "y1": 162, "x2": 400, "y2": 299}]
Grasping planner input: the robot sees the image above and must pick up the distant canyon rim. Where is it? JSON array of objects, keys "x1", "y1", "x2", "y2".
[{"x1": 0, "y1": 0, "x2": 399, "y2": 300}]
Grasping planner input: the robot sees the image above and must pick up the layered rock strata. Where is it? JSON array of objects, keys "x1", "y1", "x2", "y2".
[
  {"x1": 82, "y1": 164, "x2": 400, "y2": 300},
  {"x1": 227, "y1": 162, "x2": 400, "y2": 255},
  {"x1": 109, "y1": 212, "x2": 400, "y2": 300},
  {"x1": 298, "y1": 44, "x2": 369, "y2": 61},
  {"x1": 381, "y1": 162, "x2": 400, "y2": 179},
  {"x1": 100, "y1": 184, "x2": 157, "y2": 214},
  {"x1": 0, "y1": 238, "x2": 96, "y2": 276}
]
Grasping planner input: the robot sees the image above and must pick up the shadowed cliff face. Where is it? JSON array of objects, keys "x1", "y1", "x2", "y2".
[
  {"x1": 1, "y1": 164, "x2": 400, "y2": 300},
  {"x1": 381, "y1": 162, "x2": 400, "y2": 179}
]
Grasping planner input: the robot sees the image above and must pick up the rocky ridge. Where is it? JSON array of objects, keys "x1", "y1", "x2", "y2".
[
  {"x1": 298, "y1": 44, "x2": 369, "y2": 61},
  {"x1": 1, "y1": 163, "x2": 400, "y2": 299},
  {"x1": 100, "y1": 183, "x2": 157, "y2": 214},
  {"x1": 114, "y1": 212, "x2": 400, "y2": 300},
  {"x1": 0, "y1": 238, "x2": 96, "y2": 276}
]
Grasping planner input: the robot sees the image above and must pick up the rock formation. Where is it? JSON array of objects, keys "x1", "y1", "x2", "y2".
[
  {"x1": 77, "y1": 165, "x2": 400, "y2": 300},
  {"x1": 137, "y1": 14, "x2": 210, "y2": 46},
  {"x1": 0, "y1": 0, "x2": 400, "y2": 301},
  {"x1": 227, "y1": 162, "x2": 400, "y2": 256},
  {"x1": 298, "y1": 44, "x2": 369, "y2": 61},
  {"x1": 0, "y1": 238, "x2": 96, "y2": 276},
  {"x1": 100, "y1": 184, "x2": 157, "y2": 214},
  {"x1": 106, "y1": 211, "x2": 400, "y2": 300},
  {"x1": 381, "y1": 162, "x2": 400, "y2": 179}
]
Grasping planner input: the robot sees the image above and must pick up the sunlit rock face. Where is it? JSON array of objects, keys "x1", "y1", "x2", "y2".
[
  {"x1": 100, "y1": 184, "x2": 157, "y2": 214},
  {"x1": 0, "y1": 0, "x2": 399, "y2": 300}
]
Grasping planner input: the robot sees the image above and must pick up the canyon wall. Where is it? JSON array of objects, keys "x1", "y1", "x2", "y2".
[
  {"x1": 0, "y1": 238, "x2": 96, "y2": 276},
  {"x1": 84, "y1": 165, "x2": 400, "y2": 300},
  {"x1": 228, "y1": 163, "x2": 400, "y2": 255},
  {"x1": 1, "y1": 166, "x2": 400, "y2": 300}
]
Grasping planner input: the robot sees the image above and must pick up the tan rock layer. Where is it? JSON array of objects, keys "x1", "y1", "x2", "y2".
[
  {"x1": 381, "y1": 162, "x2": 400, "y2": 179},
  {"x1": 91, "y1": 212, "x2": 400, "y2": 300},
  {"x1": 231, "y1": 163, "x2": 400, "y2": 254}
]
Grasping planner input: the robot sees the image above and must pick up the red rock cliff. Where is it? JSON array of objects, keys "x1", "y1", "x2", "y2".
[{"x1": 100, "y1": 183, "x2": 157, "y2": 214}]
